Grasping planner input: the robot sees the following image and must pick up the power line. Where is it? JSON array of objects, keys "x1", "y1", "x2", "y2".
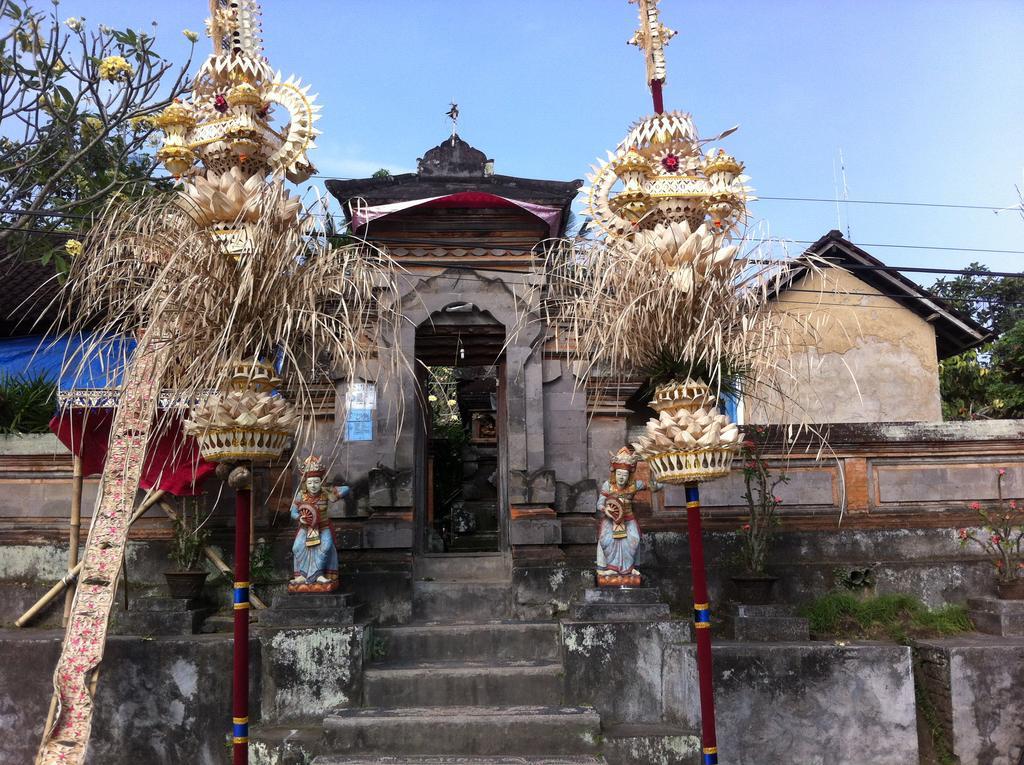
[{"x1": 757, "y1": 195, "x2": 1015, "y2": 212}]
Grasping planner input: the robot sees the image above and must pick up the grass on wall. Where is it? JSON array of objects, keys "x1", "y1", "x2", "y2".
[{"x1": 801, "y1": 592, "x2": 973, "y2": 643}]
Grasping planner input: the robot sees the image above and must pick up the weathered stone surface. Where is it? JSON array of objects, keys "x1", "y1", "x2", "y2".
[
  {"x1": 373, "y1": 622, "x2": 561, "y2": 664},
  {"x1": 0, "y1": 630, "x2": 257, "y2": 765},
  {"x1": 110, "y1": 596, "x2": 213, "y2": 636},
  {"x1": 258, "y1": 593, "x2": 364, "y2": 628},
  {"x1": 344, "y1": 567, "x2": 413, "y2": 626},
  {"x1": 511, "y1": 564, "x2": 593, "y2": 620},
  {"x1": 413, "y1": 581, "x2": 511, "y2": 622},
  {"x1": 363, "y1": 660, "x2": 563, "y2": 707},
  {"x1": 312, "y1": 757, "x2": 606, "y2": 764},
  {"x1": 664, "y1": 642, "x2": 918, "y2": 764},
  {"x1": 569, "y1": 587, "x2": 671, "y2": 622},
  {"x1": 415, "y1": 553, "x2": 508, "y2": 582},
  {"x1": 510, "y1": 517, "x2": 562, "y2": 546},
  {"x1": 259, "y1": 624, "x2": 366, "y2": 725},
  {"x1": 728, "y1": 603, "x2": 809, "y2": 641},
  {"x1": 916, "y1": 635, "x2": 1024, "y2": 765},
  {"x1": 562, "y1": 620, "x2": 690, "y2": 724},
  {"x1": 251, "y1": 725, "x2": 323, "y2": 765},
  {"x1": 321, "y1": 706, "x2": 602, "y2": 756},
  {"x1": 967, "y1": 596, "x2": 1024, "y2": 636},
  {"x1": 602, "y1": 723, "x2": 701, "y2": 765}
]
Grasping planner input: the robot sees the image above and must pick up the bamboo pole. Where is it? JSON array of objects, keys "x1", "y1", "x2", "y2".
[
  {"x1": 62, "y1": 457, "x2": 84, "y2": 626},
  {"x1": 157, "y1": 499, "x2": 267, "y2": 609},
  {"x1": 16, "y1": 490, "x2": 166, "y2": 628}
]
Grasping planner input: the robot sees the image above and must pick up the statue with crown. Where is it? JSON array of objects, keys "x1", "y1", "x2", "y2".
[
  {"x1": 288, "y1": 456, "x2": 349, "y2": 593},
  {"x1": 595, "y1": 446, "x2": 662, "y2": 587}
]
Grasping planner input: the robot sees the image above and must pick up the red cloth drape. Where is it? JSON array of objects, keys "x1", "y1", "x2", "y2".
[{"x1": 50, "y1": 410, "x2": 215, "y2": 496}]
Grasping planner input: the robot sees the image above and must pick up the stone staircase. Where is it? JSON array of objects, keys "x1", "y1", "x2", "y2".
[{"x1": 309, "y1": 554, "x2": 604, "y2": 764}]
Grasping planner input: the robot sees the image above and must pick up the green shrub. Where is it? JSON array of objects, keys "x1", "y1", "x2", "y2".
[{"x1": 0, "y1": 373, "x2": 56, "y2": 434}]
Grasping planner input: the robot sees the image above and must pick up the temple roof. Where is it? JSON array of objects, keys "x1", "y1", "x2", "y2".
[{"x1": 325, "y1": 134, "x2": 581, "y2": 236}]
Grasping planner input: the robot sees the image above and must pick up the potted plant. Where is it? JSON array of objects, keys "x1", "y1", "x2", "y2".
[
  {"x1": 165, "y1": 497, "x2": 212, "y2": 599},
  {"x1": 958, "y1": 468, "x2": 1024, "y2": 599},
  {"x1": 733, "y1": 428, "x2": 789, "y2": 603}
]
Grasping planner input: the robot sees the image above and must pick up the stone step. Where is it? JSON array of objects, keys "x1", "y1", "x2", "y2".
[
  {"x1": 313, "y1": 757, "x2": 606, "y2": 764},
  {"x1": 415, "y1": 554, "x2": 510, "y2": 583},
  {"x1": 449, "y1": 534, "x2": 501, "y2": 553},
  {"x1": 602, "y1": 723, "x2": 701, "y2": 765},
  {"x1": 569, "y1": 588, "x2": 671, "y2": 623},
  {"x1": 373, "y1": 623, "x2": 561, "y2": 663},
  {"x1": 321, "y1": 706, "x2": 602, "y2": 756},
  {"x1": 364, "y1": 661, "x2": 563, "y2": 707},
  {"x1": 413, "y1": 581, "x2": 511, "y2": 622}
]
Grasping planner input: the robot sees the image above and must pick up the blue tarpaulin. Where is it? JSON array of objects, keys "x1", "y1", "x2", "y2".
[{"x1": 0, "y1": 334, "x2": 135, "y2": 390}]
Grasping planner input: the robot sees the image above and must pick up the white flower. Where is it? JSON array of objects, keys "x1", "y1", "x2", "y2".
[
  {"x1": 182, "y1": 29, "x2": 198, "y2": 43},
  {"x1": 64, "y1": 17, "x2": 83, "y2": 32}
]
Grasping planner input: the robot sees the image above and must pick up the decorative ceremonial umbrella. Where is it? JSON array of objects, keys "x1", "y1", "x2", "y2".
[
  {"x1": 36, "y1": 3, "x2": 398, "y2": 764},
  {"x1": 546, "y1": 2, "x2": 815, "y2": 762}
]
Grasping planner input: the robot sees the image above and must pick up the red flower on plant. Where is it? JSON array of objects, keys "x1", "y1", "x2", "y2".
[
  {"x1": 1012, "y1": 501, "x2": 1018, "y2": 510},
  {"x1": 741, "y1": 523, "x2": 751, "y2": 532},
  {"x1": 958, "y1": 528, "x2": 969, "y2": 540},
  {"x1": 998, "y1": 468, "x2": 1007, "y2": 476},
  {"x1": 992, "y1": 534, "x2": 1003, "y2": 544},
  {"x1": 773, "y1": 496, "x2": 783, "y2": 504},
  {"x1": 970, "y1": 502, "x2": 981, "y2": 511}
]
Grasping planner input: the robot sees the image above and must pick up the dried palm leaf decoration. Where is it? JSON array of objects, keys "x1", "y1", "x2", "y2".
[
  {"x1": 36, "y1": 2, "x2": 399, "y2": 762},
  {"x1": 544, "y1": 15, "x2": 830, "y2": 484}
]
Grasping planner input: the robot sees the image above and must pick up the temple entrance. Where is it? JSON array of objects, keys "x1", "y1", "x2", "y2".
[{"x1": 414, "y1": 306, "x2": 506, "y2": 554}]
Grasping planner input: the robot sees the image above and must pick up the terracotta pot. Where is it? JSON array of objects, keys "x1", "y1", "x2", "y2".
[
  {"x1": 164, "y1": 570, "x2": 208, "y2": 599},
  {"x1": 996, "y1": 577, "x2": 1024, "y2": 600},
  {"x1": 731, "y1": 574, "x2": 778, "y2": 605}
]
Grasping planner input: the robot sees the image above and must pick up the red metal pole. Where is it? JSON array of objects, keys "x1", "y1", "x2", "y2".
[
  {"x1": 232, "y1": 481, "x2": 251, "y2": 765},
  {"x1": 651, "y1": 79, "x2": 665, "y2": 115},
  {"x1": 685, "y1": 482, "x2": 718, "y2": 765}
]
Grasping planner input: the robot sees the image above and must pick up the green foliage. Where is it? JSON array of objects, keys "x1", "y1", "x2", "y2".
[
  {"x1": 168, "y1": 498, "x2": 211, "y2": 571},
  {"x1": 800, "y1": 592, "x2": 972, "y2": 643},
  {"x1": 932, "y1": 263, "x2": 1024, "y2": 419},
  {"x1": 0, "y1": 372, "x2": 56, "y2": 433},
  {"x1": 958, "y1": 469, "x2": 1024, "y2": 583},
  {"x1": 642, "y1": 350, "x2": 745, "y2": 394},
  {"x1": 735, "y1": 427, "x2": 788, "y2": 574},
  {"x1": 0, "y1": 1, "x2": 193, "y2": 268},
  {"x1": 249, "y1": 537, "x2": 276, "y2": 585},
  {"x1": 371, "y1": 168, "x2": 392, "y2": 179}
]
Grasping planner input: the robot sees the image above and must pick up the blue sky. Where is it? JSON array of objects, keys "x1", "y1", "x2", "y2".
[{"x1": 57, "y1": 0, "x2": 1024, "y2": 281}]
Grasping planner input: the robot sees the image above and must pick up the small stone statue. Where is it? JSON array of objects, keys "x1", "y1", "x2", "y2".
[
  {"x1": 596, "y1": 445, "x2": 661, "y2": 586},
  {"x1": 288, "y1": 455, "x2": 349, "y2": 593}
]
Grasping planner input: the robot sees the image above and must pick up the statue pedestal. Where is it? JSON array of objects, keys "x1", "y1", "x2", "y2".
[
  {"x1": 569, "y1": 587, "x2": 670, "y2": 622},
  {"x1": 968, "y1": 596, "x2": 1024, "y2": 637},
  {"x1": 111, "y1": 596, "x2": 213, "y2": 635},
  {"x1": 729, "y1": 603, "x2": 809, "y2": 641},
  {"x1": 258, "y1": 592, "x2": 365, "y2": 629}
]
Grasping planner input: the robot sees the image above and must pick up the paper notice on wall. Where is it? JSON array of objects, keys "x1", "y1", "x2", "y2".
[{"x1": 344, "y1": 383, "x2": 375, "y2": 441}]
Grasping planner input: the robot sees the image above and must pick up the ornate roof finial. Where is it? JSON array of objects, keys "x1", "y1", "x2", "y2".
[{"x1": 627, "y1": 0, "x2": 677, "y2": 113}]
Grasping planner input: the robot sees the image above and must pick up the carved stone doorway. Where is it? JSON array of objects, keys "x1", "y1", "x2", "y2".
[{"x1": 414, "y1": 305, "x2": 507, "y2": 554}]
